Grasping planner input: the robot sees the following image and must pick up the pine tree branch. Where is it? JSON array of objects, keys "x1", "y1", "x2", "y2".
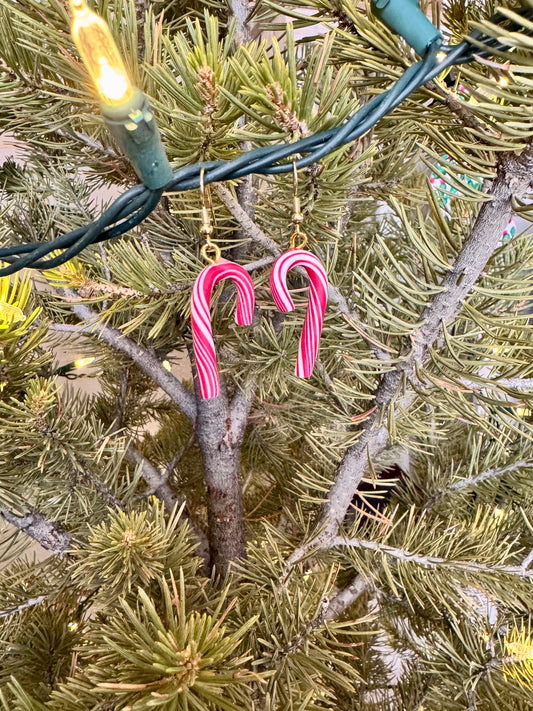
[
  {"x1": 105, "y1": 366, "x2": 206, "y2": 549},
  {"x1": 458, "y1": 375, "x2": 533, "y2": 391},
  {"x1": 283, "y1": 142, "x2": 533, "y2": 571},
  {"x1": 276, "y1": 574, "x2": 369, "y2": 662},
  {"x1": 54, "y1": 127, "x2": 119, "y2": 160},
  {"x1": 244, "y1": 255, "x2": 276, "y2": 272},
  {"x1": 77, "y1": 460, "x2": 124, "y2": 509},
  {"x1": 0, "y1": 507, "x2": 72, "y2": 554},
  {"x1": 112, "y1": 366, "x2": 130, "y2": 432},
  {"x1": 0, "y1": 595, "x2": 47, "y2": 619},
  {"x1": 55, "y1": 294, "x2": 197, "y2": 422},
  {"x1": 163, "y1": 432, "x2": 195, "y2": 482},
  {"x1": 324, "y1": 573, "x2": 369, "y2": 621},
  {"x1": 180, "y1": 247, "x2": 253, "y2": 576},
  {"x1": 215, "y1": 183, "x2": 281, "y2": 255},
  {"x1": 521, "y1": 548, "x2": 533, "y2": 570},
  {"x1": 126, "y1": 444, "x2": 210, "y2": 563},
  {"x1": 126, "y1": 444, "x2": 182, "y2": 510},
  {"x1": 424, "y1": 459, "x2": 533, "y2": 510},
  {"x1": 426, "y1": 80, "x2": 490, "y2": 134},
  {"x1": 330, "y1": 535, "x2": 533, "y2": 579}
]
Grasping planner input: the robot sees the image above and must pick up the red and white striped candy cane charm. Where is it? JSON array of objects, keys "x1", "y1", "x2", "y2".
[
  {"x1": 270, "y1": 248, "x2": 328, "y2": 378},
  {"x1": 191, "y1": 259, "x2": 255, "y2": 399}
]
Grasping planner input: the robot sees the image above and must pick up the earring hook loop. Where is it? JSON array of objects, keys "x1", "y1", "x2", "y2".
[
  {"x1": 290, "y1": 161, "x2": 308, "y2": 250},
  {"x1": 199, "y1": 169, "x2": 221, "y2": 264}
]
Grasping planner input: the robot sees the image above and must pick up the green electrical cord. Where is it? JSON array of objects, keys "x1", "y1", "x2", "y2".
[{"x1": 0, "y1": 7, "x2": 530, "y2": 276}]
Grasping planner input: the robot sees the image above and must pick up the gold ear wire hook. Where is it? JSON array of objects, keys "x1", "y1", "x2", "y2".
[
  {"x1": 290, "y1": 161, "x2": 308, "y2": 250},
  {"x1": 199, "y1": 169, "x2": 221, "y2": 264}
]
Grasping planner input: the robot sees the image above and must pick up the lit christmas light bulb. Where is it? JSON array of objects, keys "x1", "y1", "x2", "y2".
[
  {"x1": 67, "y1": 0, "x2": 172, "y2": 189},
  {"x1": 69, "y1": 0, "x2": 134, "y2": 106},
  {"x1": 74, "y1": 356, "x2": 95, "y2": 368},
  {"x1": 516, "y1": 407, "x2": 531, "y2": 417}
]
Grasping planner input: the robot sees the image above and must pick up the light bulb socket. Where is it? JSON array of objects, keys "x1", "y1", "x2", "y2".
[
  {"x1": 102, "y1": 89, "x2": 173, "y2": 190},
  {"x1": 371, "y1": 0, "x2": 442, "y2": 56}
]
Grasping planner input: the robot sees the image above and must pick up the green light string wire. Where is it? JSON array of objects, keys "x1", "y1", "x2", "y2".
[{"x1": 0, "y1": 7, "x2": 531, "y2": 276}]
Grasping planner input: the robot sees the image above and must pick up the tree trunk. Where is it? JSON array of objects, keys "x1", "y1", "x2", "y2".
[{"x1": 196, "y1": 395, "x2": 246, "y2": 575}]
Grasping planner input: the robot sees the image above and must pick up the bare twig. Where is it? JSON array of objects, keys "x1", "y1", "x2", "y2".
[
  {"x1": 458, "y1": 375, "x2": 533, "y2": 391},
  {"x1": 324, "y1": 573, "x2": 369, "y2": 621},
  {"x1": 424, "y1": 459, "x2": 533, "y2": 510},
  {"x1": 0, "y1": 595, "x2": 47, "y2": 619},
  {"x1": 78, "y1": 461, "x2": 123, "y2": 509},
  {"x1": 275, "y1": 573, "x2": 369, "y2": 662},
  {"x1": 0, "y1": 508, "x2": 72, "y2": 554},
  {"x1": 521, "y1": 548, "x2": 533, "y2": 570},
  {"x1": 426, "y1": 79, "x2": 491, "y2": 134},
  {"x1": 163, "y1": 432, "x2": 196, "y2": 482},
  {"x1": 330, "y1": 534, "x2": 533, "y2": 579},
  {"x1": 55, "y1": 296, "x2": 197, "y2": 423},
  {"x1": 126, "y1": 444, "x2": 184, "y2": 511},
  {"x1": 53, "y1": 127, "x2": 119, "y2": 160},
  {"x1": 215, "y1": 184, "x2": 281, "y2": 255},
  {"x1": 229, "y1": 0, "x2": 253, "y2": 44}
]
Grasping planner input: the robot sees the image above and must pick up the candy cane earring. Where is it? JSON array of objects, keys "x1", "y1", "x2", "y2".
[
  {"x1": 190, "y1": 171, "x2": 255, "y2": 399},
  {"x1": 270, "y1": 165, "x2": 328, "y2": 378}
]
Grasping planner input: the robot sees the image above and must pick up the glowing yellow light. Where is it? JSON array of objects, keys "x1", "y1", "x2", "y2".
[
  {"x1": 303, "y1": 569, "x2": 312, "y2": 581},
  {"x1": 162, "y1": 360, "x2": 172, "y2": 372},
  {"x1": 436, "y1": 51, "x2": 447, "y2": 63},
  {"x1": 69, "y1": 0, "x2": 134, "y2": 105},
  {"x1": 68, "y1": 621, "x2": 79, "y2": 631},
  {"x1": 516, "y1": 407, "x2": 531, "y2": 417},
  {"x1": 493, "y1": 507, "x2": 505, "y2": 520},
  {"x1": 74, "y1": 356, "x2": 95, "y2": 368},
  {"x1": 507, "y1": 641, "x2": 533, "y2": 660},
  {"x1": 0, "y1": 302, "x2": 25, "y2": 324},
  {"x1": 499, "y1": 76, "x2": 509, "y2": 86},
  {"x1": 97, "y1": 58, "x2": 130, "y2": 101},
  {"x1": 491, "y1": 345, "x2": 501, "y2": 354}
]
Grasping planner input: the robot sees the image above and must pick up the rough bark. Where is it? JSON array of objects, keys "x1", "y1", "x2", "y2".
[
  {"x1": 424, "y1": 459, "x2": 533, "y2": 510},
  {"x1": 229, "y1": 0, "x2": 252, "y2": 45},
  {"x1": 1, "y1": 508, "x2": 72, "y2": 554},
  {"x1": 195, "y1": 393, "x2": 248, "y2": 575},
  {"x1": 331, "y1": 535, "x2": 533, "y2": 579}
]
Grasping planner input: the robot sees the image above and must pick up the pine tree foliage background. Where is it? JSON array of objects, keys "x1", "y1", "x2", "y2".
[{"x1": 1, "y1": 0, "x2": 533, "y2": 707}]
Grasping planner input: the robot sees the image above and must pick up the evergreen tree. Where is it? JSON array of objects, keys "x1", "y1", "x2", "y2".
[{"x1": 1, "y1": 0, "x2": 533, "y2": 707}]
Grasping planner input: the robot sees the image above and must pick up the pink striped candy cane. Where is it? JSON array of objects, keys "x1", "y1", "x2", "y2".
[
  {"x1": 191, "y1": 259, "x2": 255, "y2": 399},
  {"x1": 270, "y1": 248, "x2": 328, "y2": 378}
]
